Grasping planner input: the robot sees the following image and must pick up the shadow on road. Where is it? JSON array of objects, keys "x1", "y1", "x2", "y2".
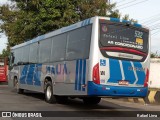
[
  {"x1": 0, "y1": 82, "x2": 8, "y2": 85},
  {"x1": 14, "y1": 89, "x2": 140, "y2": 111},
  {"x1": 23, "y1": 91, "x2": 45, "y2": 101},
  {"x1": 2, "y1": 85, "x2": 142, "y2": 111},
  {"x1": 17, "y1": 92, "x2": 143, "y2": 117},
  {"x1": 1, "y1": 85, "x2": 146, "y2": 117}
]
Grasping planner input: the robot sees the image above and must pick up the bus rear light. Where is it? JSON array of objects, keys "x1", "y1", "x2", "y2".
[
  {"x1": 92, "y1": 63, "x2": 100, "y2": 84},
  {"x1": 144, "y1": 69, "x2": 149, "y2": 87}
]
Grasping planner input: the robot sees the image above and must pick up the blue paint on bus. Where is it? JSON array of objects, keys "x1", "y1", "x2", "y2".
[{"x1": 107, "y1": 59, "x2": 122, "y2": 83}]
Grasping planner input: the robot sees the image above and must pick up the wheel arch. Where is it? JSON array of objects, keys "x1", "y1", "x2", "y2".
[
  {"x1": 13, "y1": 75, "x2": 18, "y2": 87},
  {"x1": 43, "y1": 76, "x2": 53, "y2": 92}
]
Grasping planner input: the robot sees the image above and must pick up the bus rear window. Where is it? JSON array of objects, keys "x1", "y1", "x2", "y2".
[
  {"x1": 99, "y1": 22, "x2": 149, "y2": 54},
  {"x1": 99, "y1": 21, "x2": 149, "y2": 61}
]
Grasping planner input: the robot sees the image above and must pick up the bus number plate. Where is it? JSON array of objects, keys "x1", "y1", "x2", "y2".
[{"x1": 118, "y1": 80, "x2": 129, "y2": 85}]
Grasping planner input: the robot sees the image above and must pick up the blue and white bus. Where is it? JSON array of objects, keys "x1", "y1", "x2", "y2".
[{"x1": 8, "y1": 16, "x2": 150, "y2": 104}]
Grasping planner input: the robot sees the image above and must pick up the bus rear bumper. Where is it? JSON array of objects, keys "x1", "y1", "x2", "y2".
[{"x1": 87, "y1": 81, "x2": 148, "y2": 97}]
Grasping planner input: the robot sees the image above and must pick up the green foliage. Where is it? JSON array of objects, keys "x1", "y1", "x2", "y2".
[
  {"x1": 0, "y1": 48, "x2": 10, "y2": 57},
  {"x1": 76, "y1": 0, "x2": 120, "y2": 19},
  {"x1": 151, "y1": 52, "x2": 159, "y2": 58},
  {"x1": 0, "y1": 0, "x2": 123, "y2": 47},
  {"x1": 122, "y1": 14, "x2": 138, "y2": 23},
  {"x1": 151, "y1": 53, "x2": 156, "y2": 58}
]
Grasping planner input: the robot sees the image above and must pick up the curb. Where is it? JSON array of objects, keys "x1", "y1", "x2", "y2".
[{"x1": 120, "y1": 90, "x2": 160, "y2": 105}]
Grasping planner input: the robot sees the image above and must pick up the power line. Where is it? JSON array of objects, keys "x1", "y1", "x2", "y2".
[
  {"x1": 113, "y1": 1, "x2": 160, "y2": 37},
  {"x1": 151, "y1": 29, "x2": 160, "y2": 33},
  {"x1": 116, "y1": 0, "x2": 127, "y2": 4},
  {"x1": 144, "y1": 21, "x2": 160, "y2": 27},
  {"x1": 117, "y1": 0, "x2": 138, "y2": 7},
  {"x1": 142, "y1": 16, "x2": 160, "y2": 24},
  {"x1": 152, "y1": 30, "x2": 160, "y2": 36},
  {"x1": 151, "y1": 28, "x2": 160, "y2": 31},
  {"x1": 149, "y1": 23, "x2": 160, "y2": 28},
  {"x1": 140, "y1": 13, "x2": 160, "y2": 22},
  {"x1": 118, "y1": 0, "x2": 149, "y2": 10}
]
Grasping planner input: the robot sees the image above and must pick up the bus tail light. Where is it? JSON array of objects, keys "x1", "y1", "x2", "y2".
[
  {"x1": 93, "y1": 63, "x2": 100, "y2": 84},
  {"x1": 144, "y1": 69, "x2": 149, "y2": 87}
]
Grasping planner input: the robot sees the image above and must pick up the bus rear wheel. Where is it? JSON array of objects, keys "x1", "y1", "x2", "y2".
[
  {"x1": 83, "y1": 97, "x2": 101, "y2": 105},
  {"x1": 14, "y1": 78, "x2": 24, "y2": 94},
  {"x1": 45, "y1": 81, "x2": 56, "y2": 103}
]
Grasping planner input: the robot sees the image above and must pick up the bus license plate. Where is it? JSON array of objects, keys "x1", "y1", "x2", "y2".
[{"x1": 118, "y1": 80, "x2": 129, "y2": 85}]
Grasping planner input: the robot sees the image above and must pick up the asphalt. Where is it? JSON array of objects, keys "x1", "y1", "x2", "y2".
[{"x1": 0, "y1": 84, "x2": 160, "y2": 120}]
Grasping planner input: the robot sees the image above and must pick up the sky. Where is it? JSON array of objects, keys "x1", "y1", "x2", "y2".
[
  {"x1": 0, "y1": 0, "x2": 160, "y2": 55},
  {"x1": 0, "y1": 0, "x2": 10, "y2": 54}
]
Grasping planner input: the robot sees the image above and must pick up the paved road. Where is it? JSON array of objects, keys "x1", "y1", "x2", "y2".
[{"x1": 0, "y1": 84, "x2": 160, "y2": 120}]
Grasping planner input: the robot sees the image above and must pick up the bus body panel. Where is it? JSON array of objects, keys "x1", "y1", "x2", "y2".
[
  {"x1": 0, "y1": 67, "x2": 7, "y2": 82},
  {"x1": 88, "y1": 16, "x2": 150, "y2": 97},
  {"x1": 8, "y1": 17, "x2": 93, "y2": 96},
  {"x1": 9, "y1": 60, "x2": 89, "y2": 95},
  {"x1": 87, "y1": 81, "x2": 148, "y2": 97},
  {"x1": 8, "y1": 16, "x2": 150, "y2": 98},
  {"x1": 0, "y1": 58, "x2": 8, "y2": 82},
  {"x1": 98, "y1": 57, "x2": 148, "y2": 87},
  {"x1": 88, "y1": 17, "x2": 99, "y2": 83},
  {"x1": 87, "y1": 54, "x2": 149, "y2": 97}
]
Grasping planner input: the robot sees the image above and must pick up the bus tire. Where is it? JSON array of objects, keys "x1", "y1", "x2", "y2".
[
  {"x1": 83, "y1": 97, "x2": 101, "y2": 105},
  {"x1": 45, "y1": 81, "x2": 56, "y2": 103},
  {"x1": 14, "y1": 78, "x2": 24, "y2": 94}
]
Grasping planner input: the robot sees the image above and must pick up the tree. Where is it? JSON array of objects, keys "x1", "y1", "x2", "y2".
[
  {"x1": 0, "y1": 0, "x2": 80, "y2": 46},
  {"x1": 76, "y1": 0, "x2": 120, "y2": 19},
  {"x1": 122, "y1": 14, "x2": 137, "y2": 23},
  {"x1": 151, "y1": 51, "x2": 160, "y2": 58},
  {"x1": 0, "y1": 46, "x2": 10, "y2": 57},
  {"x1": 0, "y1": 0, "x2": 121, "y2": 47}
]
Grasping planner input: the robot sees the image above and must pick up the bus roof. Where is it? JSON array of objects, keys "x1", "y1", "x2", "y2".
[{"x1": 11, "y1": 16, "x2": 147, "y2": 50}]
